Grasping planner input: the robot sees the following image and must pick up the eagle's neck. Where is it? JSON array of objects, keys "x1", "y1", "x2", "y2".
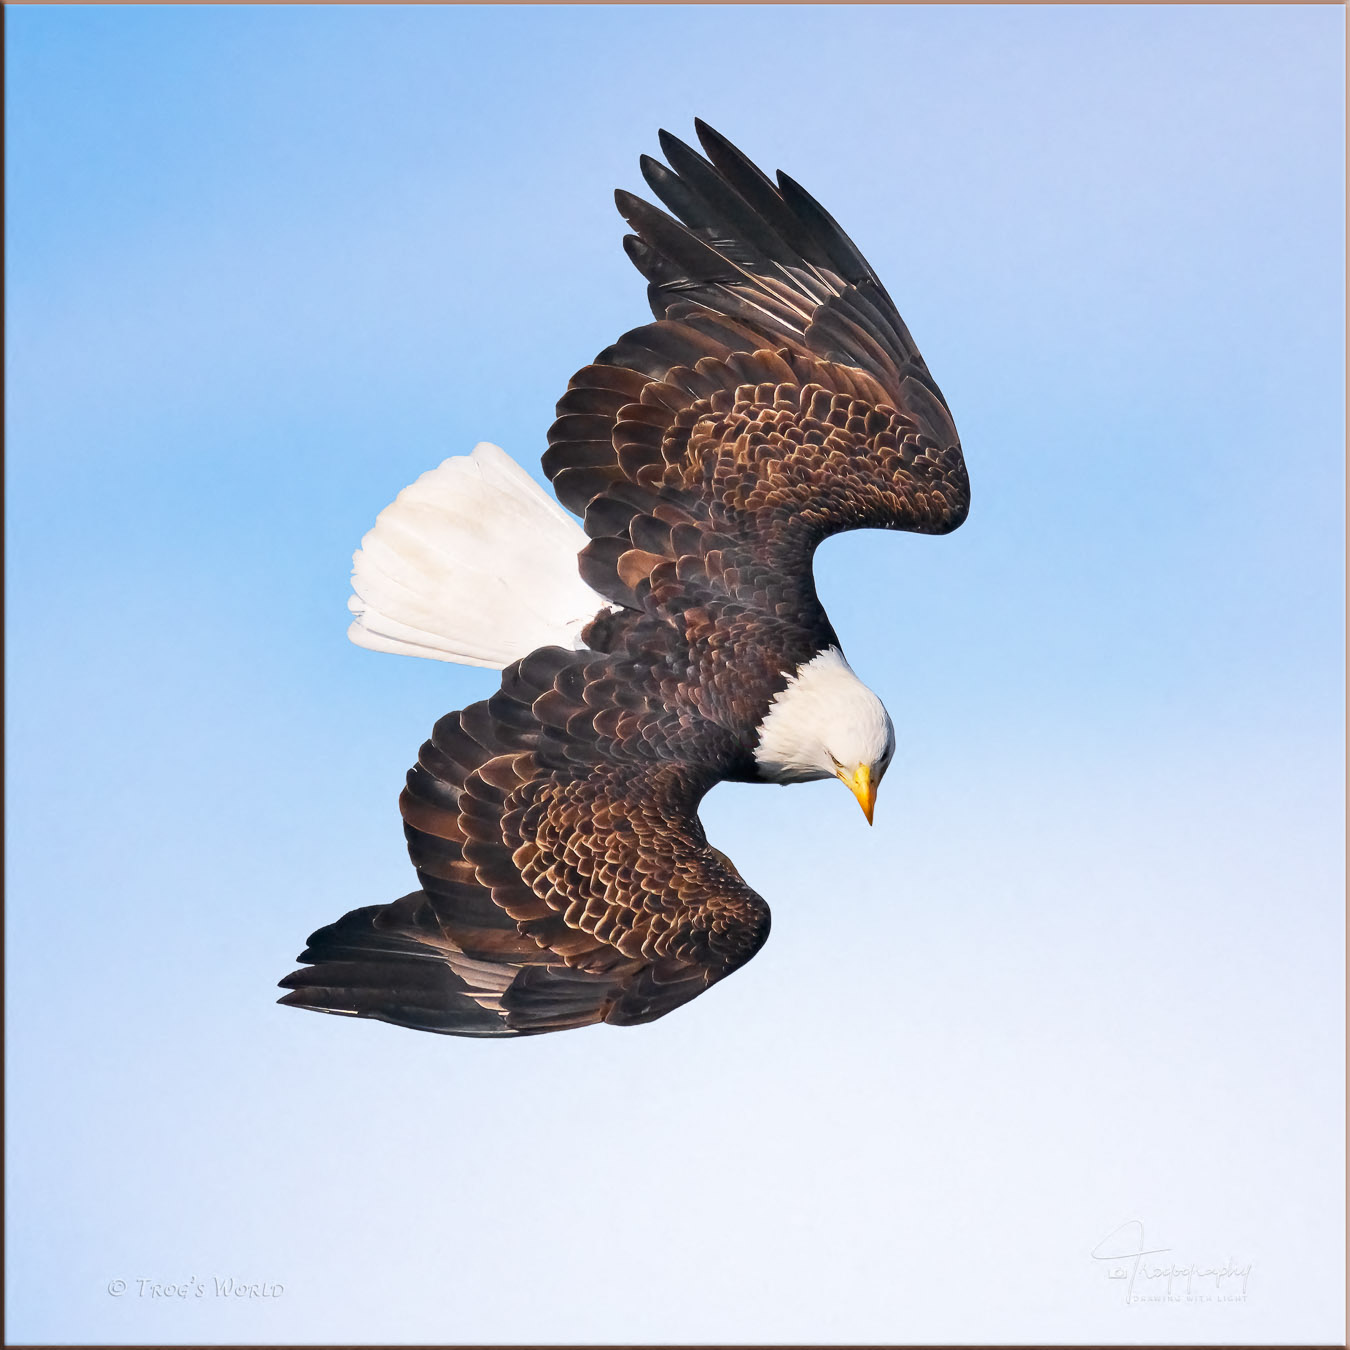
[{"x1": 751, "y1": 647, "x2": 893, "y2": 785}]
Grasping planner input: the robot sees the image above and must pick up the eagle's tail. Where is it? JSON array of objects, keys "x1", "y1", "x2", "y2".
[{"x1": 346, "y1": 442, "x2": 606, "y2": 669}]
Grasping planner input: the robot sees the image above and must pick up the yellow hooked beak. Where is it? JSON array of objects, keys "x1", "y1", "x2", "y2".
[{"x1": 838, "y1": 763, "x2": 876, "y2": 825}]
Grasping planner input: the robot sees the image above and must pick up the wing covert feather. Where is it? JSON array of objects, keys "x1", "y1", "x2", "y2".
[
  {"x1": 546, "y1": 123, "x2": 969, "y2": 614},
  {"x1": 281, "y1": 646, "x2": 770, "y2": 1035}
]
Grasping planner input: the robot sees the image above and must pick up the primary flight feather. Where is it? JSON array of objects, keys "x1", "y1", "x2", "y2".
[{"x1": 280, "y1": 121, "x2": 969, "y2": 1036}]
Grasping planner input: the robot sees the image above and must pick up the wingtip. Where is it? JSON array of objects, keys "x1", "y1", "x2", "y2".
[
  {"x1": 638, "y1": 153, "x2": 670, "y2": 196},
  {"x1": 692, "y1": 117, "x2": 723, "y2": 151},
  {"x1": 656, "y1": 127, "x2": 685, "y2": 160}
]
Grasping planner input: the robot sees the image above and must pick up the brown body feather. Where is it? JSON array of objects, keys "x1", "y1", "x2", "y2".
[{"x1": 280, "y1": 122, "x2": 968, "y2": 1036}]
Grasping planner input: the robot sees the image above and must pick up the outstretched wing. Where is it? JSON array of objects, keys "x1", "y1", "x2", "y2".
[
  {"x1": 545, "y1": 121, "x2": 969, "y2": 619},
  {"x1": 280, "y1": 644, "x2": 769, "y2": 1035}
]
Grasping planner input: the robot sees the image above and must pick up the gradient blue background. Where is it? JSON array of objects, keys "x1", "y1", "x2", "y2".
[{"x1": 6, "y1": 4, "x2": 1344, "y2": 1343}]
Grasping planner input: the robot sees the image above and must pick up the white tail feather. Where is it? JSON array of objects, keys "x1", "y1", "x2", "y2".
[{"x1": 347, "y1": 443, "x2": 607, "y2": 669}]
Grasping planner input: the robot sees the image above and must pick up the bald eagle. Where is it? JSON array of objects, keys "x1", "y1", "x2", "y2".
[{"x1": 280, "y1": 122, "x2": 969, "y2": 1036}]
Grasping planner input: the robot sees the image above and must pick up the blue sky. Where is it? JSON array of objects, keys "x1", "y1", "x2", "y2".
[{"x1": 6, "y1": 5, "x2": 1344, "y2": 1343}]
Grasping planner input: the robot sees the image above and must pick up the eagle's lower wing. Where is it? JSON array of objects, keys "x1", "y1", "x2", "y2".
[
  {"x1": 279, "y1": 646, "x2": 769, "y2": 1036},
  {"x1": 545, "y1": 122, "x2": 969, "y2": 617}
]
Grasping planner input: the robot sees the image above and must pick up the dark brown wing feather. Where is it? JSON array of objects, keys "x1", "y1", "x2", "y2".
[
  {"x1": 280, "y1": 642, "x2": 770, "y2": 1035},
  {"x1": 281, "y1": 125, "x2": 964, "y2": 1037},
  {"x1": 549, "y1": 121, "x2": 968, "y2": 621}
]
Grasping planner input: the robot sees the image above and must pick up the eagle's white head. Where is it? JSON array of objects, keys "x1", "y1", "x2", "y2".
[{"x1": 752, "y1": 647, "x2": 896, "y2": 823}]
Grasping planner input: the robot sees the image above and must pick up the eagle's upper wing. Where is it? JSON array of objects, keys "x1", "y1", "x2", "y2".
[
  {"x1": 545, "y1": 121, "x2": 969, "y2": 618},
  {"x1": 280, "y1": 644, "x2": 769, "y2": 1035}
]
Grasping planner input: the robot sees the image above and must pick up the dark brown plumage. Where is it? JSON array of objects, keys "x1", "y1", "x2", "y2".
[{"x1": 280, "y1": 122, "x2": 968, "y2": 1036}]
